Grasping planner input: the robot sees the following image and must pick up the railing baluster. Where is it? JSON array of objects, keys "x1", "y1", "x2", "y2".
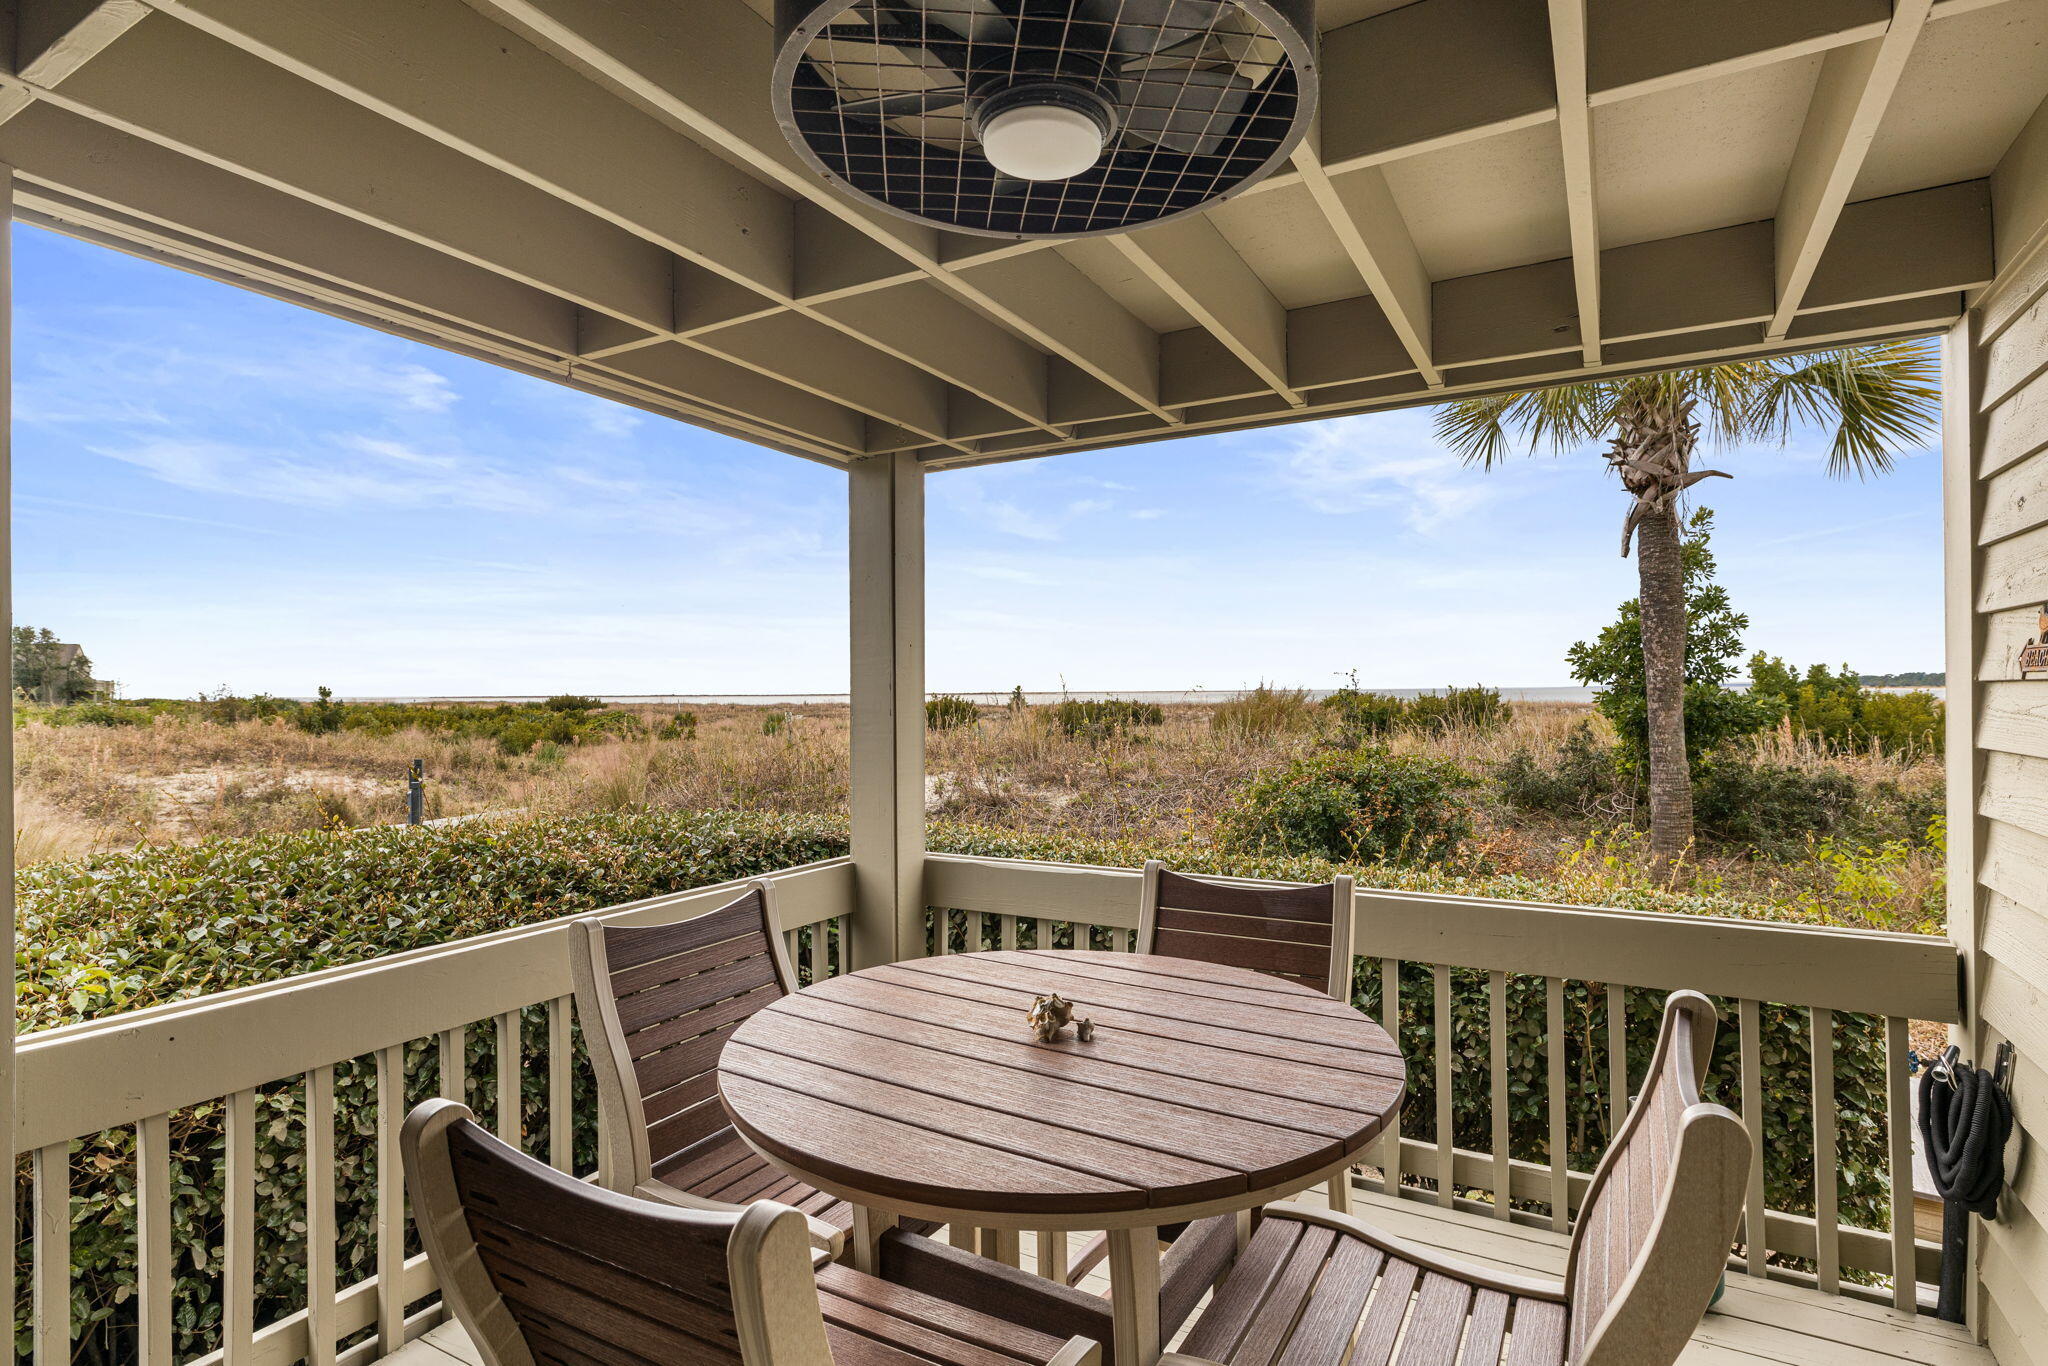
[
  {"x1": 1546, "y1": 977, "x2": 1568, "y2": 1231},
  {"x1": 1489, "y1": 969, "x2": 1509, "y2": 1220},
  {"x1": 1122, "y1": 928, "x2": 1137, "y2": 952},
  {"x1": 439, "y1": 1025, "x2": 464, "y2": 1103},
  {"x1": 1738, "y1": 999, "x2": 1766, "y2": 1274},
  {"x1": 307, "y1": 1065, "x2": 338, "y2": 1366},
  {"x1": 375, "y1": 1044, "x2": 406, "y2": 1353},
  {"x1": 1812, "y1": 1006, "x2": 1840, "y2": 1294},
  {"x1": 1379, "y1": 958, "x2": 1401, "y2": 1196},
  {"x1": 1001, "y1": 914, "x2": 1018, "y2": 951},
  {"x1": 1035, "y1": 916, "x2": 1052, "y2": 950},
  {"x1": 32, "y1": 1142, "x2": 70, "y2": 1366},
  {"x1": 1434, "y1": 964, "x2": 1454, "y2": 1207},
  {"x1": 550, "y1": 996, "x2": 574, "y2": 1172},
  {"x1": 1607, "y1": 982, "x2": 1628, "y2": 1135},
  {"x1": 224, "y1": 1088, "x2": 257, "y2": 1364},
  {"x1": 935, "y1": 908, "x2": 951, "y2": 955},
  {"x1": 137, "y1": 1113, "x2": 174, "y2": 1366},
  {"x1": 498, "y1": 1010, "x2": 523, "y2": 1150},
  {"x1": 1885, "y1": 1015, "x2": 1915, "y2": 1311}
]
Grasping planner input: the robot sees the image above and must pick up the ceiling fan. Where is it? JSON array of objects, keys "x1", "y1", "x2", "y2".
[{"x1": 771, "y1": 0, "x2": 1318, "y2": 238}]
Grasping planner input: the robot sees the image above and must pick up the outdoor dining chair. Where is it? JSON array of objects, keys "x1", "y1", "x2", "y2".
[
  {"x1": 1160, "y1": 992, "x2": 1749, "y2": 1366},
  {"x1": 1134, "y1": 860, "x2": 1359, "y2": 1213},
  {"x1": 571, "y1": 879, "x2": 936, "y2": 1260},
  {"x1": 402, "y1": 1098, "x2": 1102, "y2": 1366}
]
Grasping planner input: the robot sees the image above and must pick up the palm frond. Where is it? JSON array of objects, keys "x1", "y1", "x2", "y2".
[
  {"x1": 1742, "y1": 341, "x2": 1940, "y2": 476},
  {"x1": 1432, "y1": 381, "x2": 1613, "y2": 466}
]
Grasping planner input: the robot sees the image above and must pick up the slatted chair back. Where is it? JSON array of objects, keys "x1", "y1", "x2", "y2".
[
  {"x1": 1135, "y1": 860, "x2": 1355, "y2": 999},
  {"x1": 403, "y1": 1098, "x2": 832, "y2": 1366},
  {"x1": 572, "y1": 881, "x2": 800, "y2": 1194},
  {"x1": 1562, "y1": 991, "x2": 1749, "y2": 1366}
]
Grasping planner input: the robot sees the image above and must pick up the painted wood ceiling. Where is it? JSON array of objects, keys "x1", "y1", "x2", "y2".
[{"x1": 2, "y1": 0, "x2": 2040, "y2": 468}]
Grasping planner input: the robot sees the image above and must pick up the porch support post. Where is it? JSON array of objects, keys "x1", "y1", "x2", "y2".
[
  {"x1": 847, "y1": 451, "x2": 925, "y2": 968},
  {"x1": 1, "y1": 162, "x2": 17, "y2": 1341}
]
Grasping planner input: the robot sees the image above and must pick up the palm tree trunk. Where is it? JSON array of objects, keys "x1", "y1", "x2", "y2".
[{"x1": 1633, "y1": 504, "x2": 1694, "y2": 869}]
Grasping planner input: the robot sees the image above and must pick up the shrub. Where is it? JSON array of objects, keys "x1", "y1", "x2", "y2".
[
  {"x1": 1210, "y1": 684, "x2": 1314, "y2": 738},
  {"x1": 1320, "y1": 688, "x2": 1406, "y2": 742},
  {"x1": 56, "y1": 702, "x2": 148, "y2": 728},
  {"x1": 1404, "y1": 685, "x2": 1513, "y2": 735},
  {"x1": 926, "y1": 695, "x2": 980, "y2": 730},
  {"x1": 1692, "y1": 753, "x2": 1859, "y2": 855},
  {"x1": 1049, "y1": 698, "x2": 1163, "y2": 740},
  {"x1": 1222, "y1": 748, "x2": 1476, "y2": 865},
  {"x1": 761, "y1": 711, "x2": 788, "y2": 736},
  {"x1": 659, "y1": 709, "x2": 698, "y2": 740},
  {"x1": 15, "y1": 811, "x2": 849, "y2": 1363},
  {"x1": 1496, "y1": 721, "x2": 1630, "y2": 817},
  {"x1": 1749, "y1": 655, "x2": 1944, "y2": 758},
  {"x1": 1569, "y1": 510, "x2": 1777, "y2": 771}
]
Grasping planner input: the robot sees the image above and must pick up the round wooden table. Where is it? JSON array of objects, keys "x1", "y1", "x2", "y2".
[{"x1": 717, "y1": 949, "x2": 1404, "y2": 1366}]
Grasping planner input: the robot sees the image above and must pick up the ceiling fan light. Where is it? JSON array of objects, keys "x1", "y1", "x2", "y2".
[{"x1": 978, "y1": 102, "x2": 1106, "y2": 180}]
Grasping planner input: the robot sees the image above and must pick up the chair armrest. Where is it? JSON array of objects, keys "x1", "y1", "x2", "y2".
[
  {"x1": 1259, "y1": 1202, "x2": 1569, "y2": 1303},
  {"x1": 636, "y1": 1181, "x2": 845, "y2": 1263}
]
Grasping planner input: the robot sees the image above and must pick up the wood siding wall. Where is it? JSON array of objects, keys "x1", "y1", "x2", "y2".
[{"x1": 1961, "y1": 127, "x2": 2048, "y2": 1358}]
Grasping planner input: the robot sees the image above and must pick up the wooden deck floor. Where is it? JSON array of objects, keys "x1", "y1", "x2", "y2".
[{"x1": 378, "y1": 1188, "x2": 1994, "y2": 1366}]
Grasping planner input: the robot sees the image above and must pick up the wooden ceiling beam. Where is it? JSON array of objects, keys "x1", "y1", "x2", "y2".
[
  {"x1": 15, "y1": 195, "x2": 859, "y2": 461},
  {"x1": 927, "y1": 180, "x2": 1991, "y2": 446},
  {"x1": 0, "y1": 0, "x2": 148, "y2": 125},
  {"x1": 8, "y1": 14, "x2": 962, "y2": 447},
  {"x1": 142, "y1": 0, "x2": 992, "y2": 449},
  {"x1": 0, "y1": 105, "x2": 582, "y2": 357},
  {"x1": 1766, "y1": 0, "x2": 1935, "y2": 339},
  {"x1": 933, "y1": 302, "x2": 1957, "y2": 468},
  {"x1": 0, "y1": 108, "x2": 874, "y2": 459},
  {"x1": 464, "y1": 0, "x2": 1173, "y2": 425},
  {"x1": 1548, "y1": 0, "x2": 1601, "y2": 365},
  {"x1": 1292, "y1": 136, "x2": 1442, "y2": 386},
  {"x1": 1109, "y1": 218, "x2": 1300, "y2": 406}
]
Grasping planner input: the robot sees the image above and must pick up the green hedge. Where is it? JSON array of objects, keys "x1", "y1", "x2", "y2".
[
  {"x1": 15, "y1": 811, "x2": 847, "y2": 1363},
  {"x1": 17, "y1": 813, "x2": 1910, "y2": 1361}
]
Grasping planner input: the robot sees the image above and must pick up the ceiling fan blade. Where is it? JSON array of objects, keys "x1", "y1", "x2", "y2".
[
  {"x1": 836, "y1": 87, "x2": 969, "y2": 119},
  {"x1": 865, "y1": 4, "x2": 973, "y2": 79},
  {"x1": 1120, "y1": 67, "x2": 1251, "y2": 156}
]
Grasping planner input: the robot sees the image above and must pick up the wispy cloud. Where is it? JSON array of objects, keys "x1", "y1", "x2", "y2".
[{"x1": 1259, "y1": 409, "x2": 1501, "y2": 530}]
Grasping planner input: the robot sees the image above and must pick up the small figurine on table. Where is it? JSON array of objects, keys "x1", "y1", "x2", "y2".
[{"x1": 1026, "y1": 993, "x2": 1074, "y2": 1042}]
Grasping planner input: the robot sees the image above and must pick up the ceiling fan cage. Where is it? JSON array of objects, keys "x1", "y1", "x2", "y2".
[{"x1": 772, "y1": 0, "x2": 1318, "y2": 239}]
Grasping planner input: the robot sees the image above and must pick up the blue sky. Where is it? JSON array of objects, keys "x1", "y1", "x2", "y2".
[{"x1": 14, "y1": 224, "x2": 1945, "y2": 698}]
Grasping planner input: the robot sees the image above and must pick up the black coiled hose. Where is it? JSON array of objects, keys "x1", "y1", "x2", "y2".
[{"x1": 1918, "y1": 1056, "x2": 2013, "y2": 1322}]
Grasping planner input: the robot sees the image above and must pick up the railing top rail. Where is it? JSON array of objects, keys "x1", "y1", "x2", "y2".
[
  {"x1": 14, "y1": 858, "x2": 854, "y2": 1151},
  {"x1": 924, "y1": 852, "x2": 1960, "y2": 1022}
]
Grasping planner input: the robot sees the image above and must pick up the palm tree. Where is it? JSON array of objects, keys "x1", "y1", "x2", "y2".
[{"x1": 1432, "y1": 343, "x2": 1939, "y2": 871}]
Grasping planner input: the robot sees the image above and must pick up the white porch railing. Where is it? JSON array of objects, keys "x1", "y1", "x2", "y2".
[{"x1": 10, "y1": 853, "x2": 1959, "y2": 1366}]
